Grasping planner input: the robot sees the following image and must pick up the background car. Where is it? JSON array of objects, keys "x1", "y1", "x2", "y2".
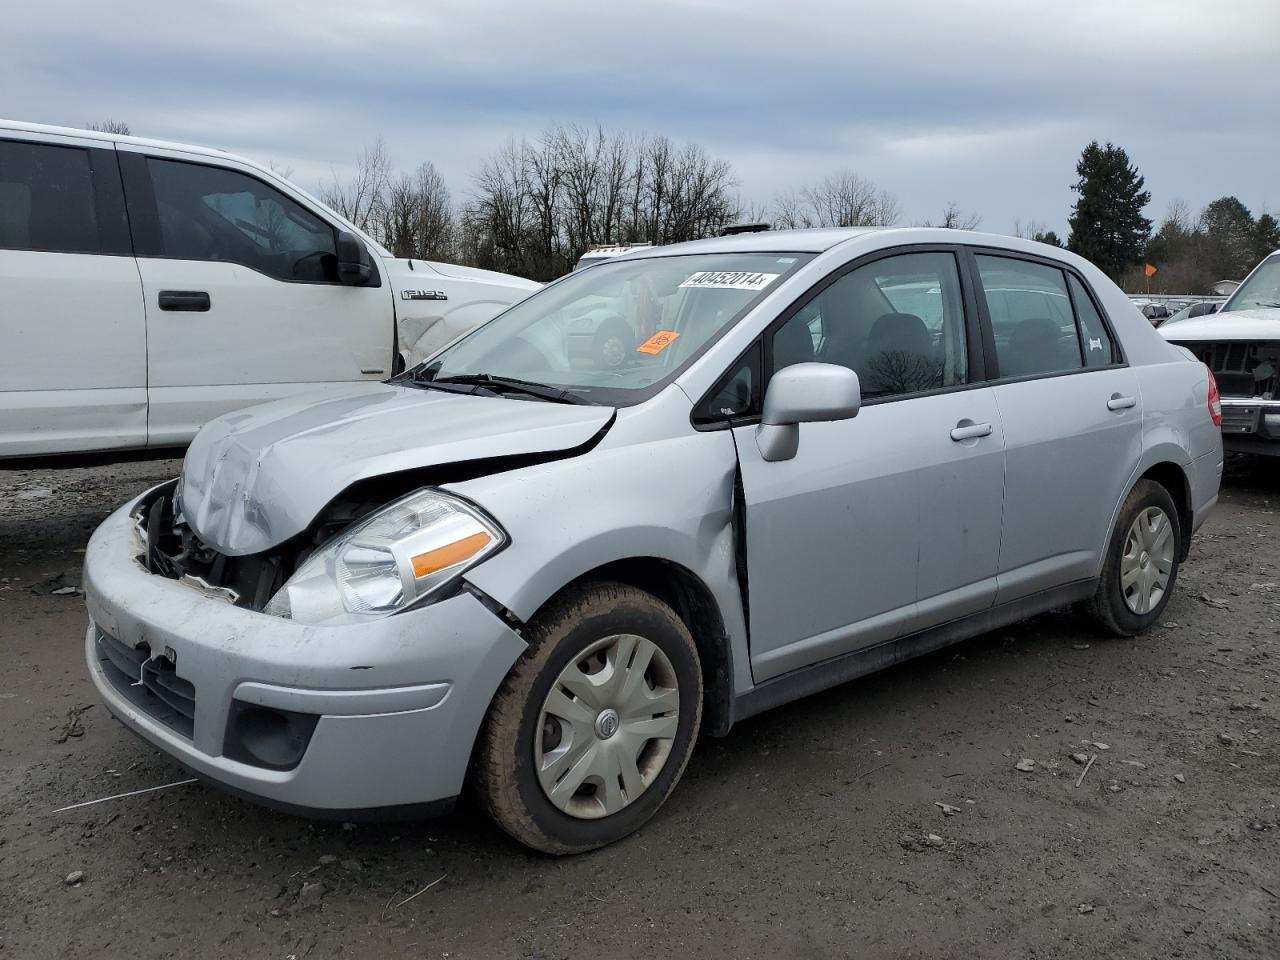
[
  {"x1": 1160, "y1": 300, "x2": 1220, "y2": 326},
  {"x1": 1160, "y1": 249, "x2": 1280, "y2": 455},
  {"x1": 0, "y1": 119, "x2": 538, "y2": 460}
]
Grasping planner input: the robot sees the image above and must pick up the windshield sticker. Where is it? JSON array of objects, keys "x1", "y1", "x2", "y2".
[
  {"x1": 679, "y1": 271, "x2": 780, "y2": 291},
  {"x1": 636, "y1": 330, "x2": 681, "y2": 355}
]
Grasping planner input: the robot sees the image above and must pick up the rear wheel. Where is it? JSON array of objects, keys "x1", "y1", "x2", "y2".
[
  {"x1": 1089, "y1": 479, "x2": 1181, "y2": 636},
  {"x1": 475, "y1": 582, "x2": 702, "y2": 854}
]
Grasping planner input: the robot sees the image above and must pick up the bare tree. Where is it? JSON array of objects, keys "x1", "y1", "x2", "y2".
[
  {"x1": 773, "y1": 171, "x2": 899, "y2": 229},
  {"x1": 86, "y1": 119, "x2": 131, "y2": 135},
  {"x1": 381, "y1": 162, "x2": 456, "y2": 261},
  {"x1": 925, "y1": 202, "x2": 982, "y2": 230},
  {"x1": 464, "y1": 126, "x2": 739, "y2": 280},
  {"x1": 318, "y1": 138, "x2": 391, "y2": 235}
]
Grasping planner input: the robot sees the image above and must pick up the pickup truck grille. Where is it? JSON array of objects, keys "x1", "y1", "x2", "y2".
[{"x1": 1177, "y1": 340, "x2": 1280, "y2": 400}]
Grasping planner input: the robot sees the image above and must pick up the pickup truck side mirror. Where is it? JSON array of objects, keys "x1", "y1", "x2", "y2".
[
  {"x1": 755, "y1": 362, "x2": 861, "y2": 462},
  {"x1": 336, "y1": 230, "x2": 373, "y2": 285}
]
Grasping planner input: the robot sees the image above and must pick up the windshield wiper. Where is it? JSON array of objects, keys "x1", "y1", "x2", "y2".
[{"x1": 423, "y1": 373, "x2": 592, "y2": 405}]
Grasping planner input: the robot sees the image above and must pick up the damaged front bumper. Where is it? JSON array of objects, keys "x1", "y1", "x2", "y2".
[
  {"x1": 1219, "y1": 397, "x2": 1280, "y2": 455},
  {"x1": 83, "y1": 490, "x2": 526, "y2": 816}
]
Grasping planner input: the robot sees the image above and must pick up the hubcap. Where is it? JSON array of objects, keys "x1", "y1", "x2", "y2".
[
  {"x1": 1120, "y1": 506, "x2": 1175, "y2": 615},
  {"x1": 535, "y1": 634, "x2": 680, "y2": 820}
]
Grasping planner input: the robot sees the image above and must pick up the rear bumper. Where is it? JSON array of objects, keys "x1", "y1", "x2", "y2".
[{"x1": 84, "y1": 495, "x2": 526, "y2": 813}]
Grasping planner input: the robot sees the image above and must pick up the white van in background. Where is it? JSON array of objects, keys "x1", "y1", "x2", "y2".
[{"x1": 0, "y1": 120, "x2": 538, "y2": 459}]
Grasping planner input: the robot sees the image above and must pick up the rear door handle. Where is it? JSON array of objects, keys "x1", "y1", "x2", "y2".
[
  {"x1": 158, "y1": 290, "x2": 211, "y2": 312},
  {"x1": 950, "y1": 421, "x2": 993, "y2": 441},
  {"x1": 1107, "y1": 394, "x2": 1137, "y2": 411}
]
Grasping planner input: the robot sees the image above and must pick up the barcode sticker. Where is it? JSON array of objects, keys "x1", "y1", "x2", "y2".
[{"x1": 679, "y1": 271, "x2": 779, "y2": 291}]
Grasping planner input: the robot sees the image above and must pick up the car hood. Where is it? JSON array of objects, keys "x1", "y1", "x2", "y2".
[
  {"x1": 1160, "y1": 307, "x2": 1280, "y2": 342},
  {"x1": 179, "y1": 383, "x2": 614, "y2": 557}
]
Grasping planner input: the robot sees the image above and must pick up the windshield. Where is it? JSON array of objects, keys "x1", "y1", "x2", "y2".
[
  {"x1": 417, "y1": 252, "x2": 811, "y2": 404},
  {"x1": 1224, "y1": 254, "x2": 1280, "y2": 312}
]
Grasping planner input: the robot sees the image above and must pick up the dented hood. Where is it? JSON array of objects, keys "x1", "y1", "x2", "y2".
[
  {"x1": 1161, "y1": 307, "x2": 1280, "y2": 343},
  {"x1": 179, "y1": 383, "x2": 614, "y2": 556}
]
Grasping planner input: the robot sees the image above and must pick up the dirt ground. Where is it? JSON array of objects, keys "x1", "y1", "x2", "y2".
[{"x1": 0, "y1": 456, "x2": 1276, "y2": 960}]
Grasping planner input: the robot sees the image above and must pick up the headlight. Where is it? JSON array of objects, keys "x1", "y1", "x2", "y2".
[{"x1": 263, "y1": 489, "x2": 505, "y2": 626}]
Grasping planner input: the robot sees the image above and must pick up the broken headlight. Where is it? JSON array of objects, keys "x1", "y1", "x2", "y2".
[{"x1": 263, "y1": 489, "x2": 505, "y2": 626}]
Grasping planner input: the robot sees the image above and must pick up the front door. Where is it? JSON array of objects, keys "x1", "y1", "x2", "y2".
[
  {"x1": 734, "y1": 249, "x2": 1005, "y2": 683},
  {"x1": 118, "y1": 149, "x2": 393, "y2": 446}
]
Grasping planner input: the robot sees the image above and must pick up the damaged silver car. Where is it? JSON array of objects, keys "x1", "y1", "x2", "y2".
[
  {"x1": 1161, "y1": 249, "x2": 1280, "y2": 455},
  {"x1": 85, "y1": 228, "x2": 1222, "y2": 853}
]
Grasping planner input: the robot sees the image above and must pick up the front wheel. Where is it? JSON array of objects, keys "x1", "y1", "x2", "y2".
[
  {"x1": 1089, "y1": 479, "x2": 1181, "y2": 636},
  {"x1": 475, "y1": 582, "x2": 702, "y2": 854}
]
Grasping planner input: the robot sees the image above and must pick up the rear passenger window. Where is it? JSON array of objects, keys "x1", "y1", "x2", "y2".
[
  {"x1": 0, "y1": 140, "x2": 101, "y2": 254},
  {"x1": 1069, "y1": 275, "x2": 1116, "y2": 367},
  {"x1": 147, "y1": 158, "x2": 339, "y2": 283},
  {"x1": 977, "y1": 256, "x2": 1083, "y2": 378}
]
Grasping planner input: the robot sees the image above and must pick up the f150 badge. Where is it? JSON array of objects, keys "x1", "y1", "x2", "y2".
[{"x1": 401, "y1": 289, "x2": 449, "y2": 301}]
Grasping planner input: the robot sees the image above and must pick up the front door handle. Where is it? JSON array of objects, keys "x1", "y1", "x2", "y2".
[
  {"x1": 950, "y1": 421, "x2": 993, "y2": 442},
  {"x1": 1107, "y1": 394, "x2": 1137, "y2": 411},
  {"x1": 158, "y1": 290, "x2": 211, "y2": 312}
]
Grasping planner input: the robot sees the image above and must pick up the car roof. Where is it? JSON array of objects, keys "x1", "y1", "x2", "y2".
[
  {"x1": 613, "y1": 227, "x2": 1081, "y2": 259},
  {"x1": 0, "y1": 118, "x2": 256, "y2": 168}
]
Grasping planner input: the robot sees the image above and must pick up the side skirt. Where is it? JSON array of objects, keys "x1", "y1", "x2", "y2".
[{"x1": 731, "y1": 578, "x2": 1095, "y2": 726}]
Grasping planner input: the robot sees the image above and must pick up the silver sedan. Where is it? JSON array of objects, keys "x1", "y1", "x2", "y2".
[{"x1": 84, "y1": 227, "x2": 1223, "y2": 853}]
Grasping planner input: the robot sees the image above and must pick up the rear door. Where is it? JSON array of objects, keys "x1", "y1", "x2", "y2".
[
  {"x1": 972, "y1": 251, "x2": 1141, "y2": 602},
  {"x1": 117, "y1": 149, "x2": 393, "y2": 446},
  {"x1": 0, "y1": 131, "x2": 146, "y2": 456}
]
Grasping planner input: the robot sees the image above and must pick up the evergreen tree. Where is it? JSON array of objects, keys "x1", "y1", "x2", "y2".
[
  {"x1": 1253, "y1": 213, "x2": 1280, "y2": 265},
  {"x1": 1066, "y1": 142, "x2": 1152, "y2": 280},
  {"x1": 1032, "y1": 230, "x2": 1063, "y2": 247},
  {"x1": 1199, "y1": 196, "x2": 1255, "y2": 280}
]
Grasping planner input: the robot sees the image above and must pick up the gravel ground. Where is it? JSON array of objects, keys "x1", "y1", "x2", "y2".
[{"x1": 0, "y1": 456, "x2": 1276, "y2": 959}]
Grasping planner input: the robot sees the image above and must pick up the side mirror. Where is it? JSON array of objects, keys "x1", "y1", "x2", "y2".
[
  {"x1": 756, "y1": 362, "x2": 861, "y2": 462},
  {"x1": 336, "y1": 230, "x2": 373, "y2": 285}
]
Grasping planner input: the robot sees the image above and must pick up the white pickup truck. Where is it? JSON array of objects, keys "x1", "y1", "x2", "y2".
[{"x1": 0, "y1": 120, "x2": 538, "y2": 459}]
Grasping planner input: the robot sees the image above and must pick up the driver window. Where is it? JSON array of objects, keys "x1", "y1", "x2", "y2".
[
  {"x1": 770, "y1": 251, "x2": 968, "y2": 399},
  {"x1": 147, "y1": 158, "x2": 339, "y2": 282}
]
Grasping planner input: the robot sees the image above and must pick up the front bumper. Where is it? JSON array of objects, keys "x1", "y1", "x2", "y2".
[
  {"x1": 1220, "y1": 398, "x2": 1280, "y2": 456},
  {"x1": 83, "y1": 494, "x2": 526, "y2": 814}
]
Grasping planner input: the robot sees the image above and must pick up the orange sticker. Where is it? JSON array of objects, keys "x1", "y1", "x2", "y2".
[{"x1": 636, "y1": 330, "x2": 681, "y2": 355}]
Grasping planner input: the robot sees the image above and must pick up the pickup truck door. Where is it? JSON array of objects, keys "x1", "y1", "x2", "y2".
[
  {"x1": 117, "y1": 148, "x2": 392, "y2": 447},
  {"x1": 0, "y1": 131, "x2": 146, "y2": 457}
]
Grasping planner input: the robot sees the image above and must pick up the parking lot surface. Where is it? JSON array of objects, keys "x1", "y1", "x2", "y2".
[{"x1": 1, "y1": 458, "x2": 1277, "y2": 959}]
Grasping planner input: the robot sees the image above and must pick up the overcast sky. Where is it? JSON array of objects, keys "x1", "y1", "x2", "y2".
[{"x1": 5, "y1": 0, "x2": 1277, "y2": 236}]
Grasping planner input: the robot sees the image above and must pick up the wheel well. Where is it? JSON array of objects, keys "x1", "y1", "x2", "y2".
[
  {"x1": 1138, "y1": 462, "x2": 1192, "y2": 561},
  {"x1": 533, "y1": 558, "x2": 735, "y2": 737}
]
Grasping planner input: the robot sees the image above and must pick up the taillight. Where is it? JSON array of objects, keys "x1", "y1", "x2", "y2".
[{"x1": 1206, "y1": 367, "x2": 1223, "y2": 427}]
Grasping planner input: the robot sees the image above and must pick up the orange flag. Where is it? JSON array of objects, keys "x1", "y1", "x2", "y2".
[{"x1": 1144, "y1": 263, "x2": 1158, "y2": 278}]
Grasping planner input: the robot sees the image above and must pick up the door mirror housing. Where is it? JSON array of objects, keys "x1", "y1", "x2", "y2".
[
  {"x1": 756, "y1": 362, "x2": 861, "y2": 462},
  {"x1": 336, "y1": 230, "x2": 374, "y2": 285}
]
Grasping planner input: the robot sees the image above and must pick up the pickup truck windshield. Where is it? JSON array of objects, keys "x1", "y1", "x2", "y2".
[
  {"x1": 416, "y1": 253, "x2": 811, "y2": 405},
  {"x1": 1224, "y1": 254, "x2": 1280, "y2": 312}
]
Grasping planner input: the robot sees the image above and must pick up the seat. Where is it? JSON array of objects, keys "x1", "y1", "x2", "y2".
[
  {"x1": 1002, "y1": 317, "x2": 1077, "y2": 377},
  {"x1": 860, "y1": 312, "x2": 938, "y2": 394}
]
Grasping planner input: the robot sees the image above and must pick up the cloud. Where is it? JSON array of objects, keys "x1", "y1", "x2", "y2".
[{"x1": 3, "y1": 0, "x2": 1277, "y2": 233}]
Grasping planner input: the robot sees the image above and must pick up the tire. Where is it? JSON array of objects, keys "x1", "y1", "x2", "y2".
[
  {"x1": 592, "y1": 319, "x2": 633, "y2": 370},
  {"x1": 475, "y1": 581, "x2": 702, "y2": 854},
  {"x1": 1088, "y1": 479, "x2": 1182, "y2": 637}
]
